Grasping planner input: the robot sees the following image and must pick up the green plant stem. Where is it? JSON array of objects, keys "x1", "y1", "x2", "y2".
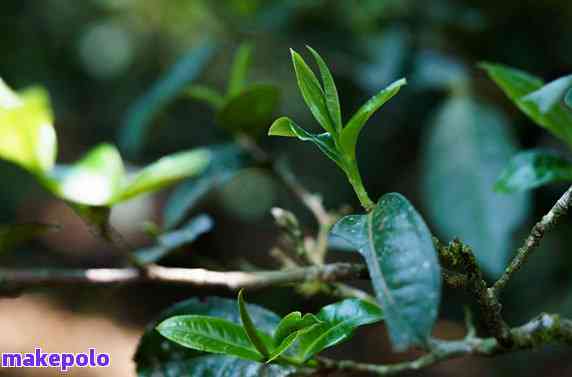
[{"x1": 345, "y1": 161, "x2": 375, "y2": 211}]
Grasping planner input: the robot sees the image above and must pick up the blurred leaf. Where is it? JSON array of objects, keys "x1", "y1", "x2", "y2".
[
  {"x1": 50, "y1": 144, "x2": 125, "y2": 206},
  {"x1": 0, "y1": 79, "x2": 56, "y2": 175},
  {"x1": 135, "y1": 297, "x2": 289, "y2": 377},
  {"x1": 114, "y1": 149, "x2": 210, "y2": 203},
  {"x1": 566, "y1": 88, "x2": 572, "y2": 108},
  {"x1": 523, "y1": 74, "x2": 572, "y2": 113},
  {"x1": 295, "y1": 298, "x2": 384, "y2": 360},
  {"x1": 157, "y1": 315, "x2": 265, "y2": 362},
  {"x1": 412, "y1": 51, "x2": 468, "y2": 91},
  {"x1": 273, "y1": 312, "x2": 320, "y2": 346},
  {"x1": 331, "y1": 194, "x2": 440, "y2": 351},
  {"x1": 422, "y1": 96, "x2": 530, "y2": 276},
  {"x1": 307, "y1": 46, "x2": 342, "y2": 131},
  {"x1": 340, "y1": 78, "x2": 406, "y2": 160},
  {"x1": 163, "y1": 145, "x2": 247, "y2": 229},
  {"x1": 119, "y1": 42, "x2": 216, "y2": 158},
  {"x1": 290, "y1": 49, "x2": 336, "y2": 135},
  {"x1": 495, "y1": 150, "x2": 572, "y2": 193},
  {"x1": 482, "y1": 63, "x2": 572, "y2": 147},
  {"x1": 227, "y1": 43, "x2": 253, "y2": 97},
  {"x1": 217, "y1": 84, "x2": 280, "y2": 136},
  {"x1": 268, "y1": 117, "x2": 344, "y2": 169},
  {"x1": 186, "y1": 85, "x2": 225, "y2": 110},
  {"x1": 0, "y1": 223, "x2": 60, "y2": 253},
  {"x1": 136, "y1": 214, "x2": 213, "y2": 264},
  {"x1": 238, "y1": 290, "x2": 271, "y2": 358}
]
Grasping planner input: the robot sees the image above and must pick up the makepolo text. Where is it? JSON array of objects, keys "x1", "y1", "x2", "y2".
[{"x1": 1, "y1": 347, "x2": 110, "y2": 372}]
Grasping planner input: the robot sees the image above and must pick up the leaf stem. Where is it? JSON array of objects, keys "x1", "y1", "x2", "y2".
[{"x1": 346, "y1": 161, "x2": 375, "y2": 211}]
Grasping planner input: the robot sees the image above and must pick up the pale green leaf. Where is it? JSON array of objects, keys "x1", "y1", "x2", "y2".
[
  {"x1": 566, "y1": 88, "x2": 572, "y2": 108},
  {"x1": 340, "y1": 78, "x2": 406, "y2": 160},
  {"x1": 523, "y1": 74, "x2": 572, "y2": 112},
  {"x1": 186, "y1": 85, "x2": 225, "y2": 109},
  {"x1": 227, "y1": 43, "x2": 253, "y2": 97},
  {"x1": 331, "y1": 195, "x2": 440, "y2": 351},
  {"x1": 495, "y1": 149, "x2": 572, "y2": 193}
]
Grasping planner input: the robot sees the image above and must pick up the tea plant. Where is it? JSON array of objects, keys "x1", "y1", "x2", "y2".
[{"x1": 1, "y1": 45, "x2": 572, "y2": 376}]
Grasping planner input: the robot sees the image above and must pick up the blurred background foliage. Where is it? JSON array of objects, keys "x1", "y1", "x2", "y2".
[{"x1": 1, "y1": 0, "x2": 572, "y2": 376}]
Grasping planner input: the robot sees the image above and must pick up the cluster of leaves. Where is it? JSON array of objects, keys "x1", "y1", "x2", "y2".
[{"x1": 481, "y1": 65, "x2": 572, "y2": 193}]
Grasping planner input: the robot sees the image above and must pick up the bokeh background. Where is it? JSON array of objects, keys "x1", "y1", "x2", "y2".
[{"x1": 1, "y1": 0, "x2": 572, "y2": 376}]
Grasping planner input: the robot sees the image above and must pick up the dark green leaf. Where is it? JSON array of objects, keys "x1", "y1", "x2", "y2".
[
  {"x1": 0, "y1": 223, "x2": 60, "y2": 253},
  {"x1": 185, "y1": 85, "x2": 225, "y2": 110},
  {"x1": 217, "y1": 84, "x2": 280, "y2": 136},
  {"x1": 136, "y1": 214, "x2": 213, "y2": 264},
  {"x1": 566, "y1": 88, "x2": 572, "y2": 108},
  {"x1": 115, "y1": 149, "x2": 210, "y2": 203},
  {"x1": 119, "y1": 42, "x2": 215, "y2": 158},
  {"x1": 238, "y1": 290, "x2": 271, "y2": 358},
  {"x1": 421, "y1": 96, "x2": 530, "y2": 276},
  {"x1": 157, "y1": 315, "x2": 264, "y2": 361},
  {"x1": 306, "y1": 46, "x2": 342, "y2": 132},
  {"x1": 495, "y1": 149, "x2": 572, "y2": 193},
  {"x1": 340, "y1": 78, "x2": 406, "y2": 160},
  {"x1": 481, "y1": 63, "x2": 572, "y2": 147},
  {"x1": 135, "y1": 297, "x2": 282, "y2": 377},
  {"x1": 331, "y1": 195, "x2": 440, "y2": 351},
  {"x1": 227, "y1": 43, "x2": 253, "y2": 97},
  {"x1": 295, "y1": 298, "x2": 384, "y2": 359},
  {"x1": 163, "y1": 355, "x2": 295, "y2": 377},
  {"x1": 0, "y1": 80, "x2": 56, "y2": 175},
  {"x1": 163, "y1": 145, "x2": 247, "y2": 229},
  {"x1": 523, "y1": 74, "x2": 572, "y2": 113},
  {"x1": 268, "y1": 117, "x2": 344, "y2": 169},
  {"x1": 290, "y1": 49, "x2": 336, "y2": 135}
]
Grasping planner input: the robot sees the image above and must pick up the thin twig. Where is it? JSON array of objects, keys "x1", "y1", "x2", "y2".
[{"x1": 493, "y1": 184, "x2": 572, "y2": 294}]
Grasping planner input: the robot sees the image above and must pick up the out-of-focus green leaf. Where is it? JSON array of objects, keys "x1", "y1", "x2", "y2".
[
  {"x1": 157, "y1": 315, "x2": 265, "y2": 362},
  {"x1": 135, "y1": 297, "x2": 282, "y2": 377},
  {"x1": 421, "y1": 96, "x2": 529, "y2": 276},
  {"x1": 227, "y1": 43, "x2": 253, "y2": 97},
  {"x1": 0, "y1": 79, "x2": 56, "y2": 175},
  {"x1": 238, "y1": 290, "x2": 271, "y2": 358},
  {"x1": 295, "y1": 298, "x2": 384, "y2": 360},
  {"x1": 163, "y1": 145, "x2": 247, "y2": 229},
  {"x1": 119, "y1": 42, "x2": 215, "y2": 158},
  {"x1": 50, "y1": 144, "x2": 125, "y2": 206},
  {"x1": 523, "y1": 74, "x2": 572, "y2": 113},
  {"x1": 495, "y1": 149, "x2": 572, "y2": 193},
  {"x1": 0, "y1": 223, "x2": 60, "y2": 253},
  {"x1": 481, "y1": 63, "x2": 572, "y2": 147},
  {"x1": 566, "y1": 88, "x2": 572, "y2": 108},
  {"x1": 290, "y1": 49, "x2": 336, "y2": 135},
  {"x1": 268, "y1": 117, "x2": 343, "y2": 169},
  {"x1": 217, "y1": 84, "x2": 280, "y2": 136},
  {"x1": 136, "y1": 214, "x2": 213, "y2": 264},
  {"x1": 331, "y1": 194, "x2": 440, "y2": 351},
  {"x1": 306, "y1": 46, "x2": 342, "y2": 132},
  {"x1": 340, "y1": 78, "x2": 406, "y2": 160},
  {"x1": 114, "y1": 149, "x2": 210, "y2": 203},
  {"x1": 186, "y1": 85, "x2": 225, "y2": 110}
]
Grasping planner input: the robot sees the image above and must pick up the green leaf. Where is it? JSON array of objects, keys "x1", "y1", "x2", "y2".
[
  {"x1": 136, "y1": 214, "x2": 213, "y2": 264},
  {"x1": 114, "y1": 149, "x2": 210, "y2": 203},
  {"x1": 157, "y1": 315, "x2": 264, "y2": 362},
  {"x1": 495, "y1": 149, "x2": 572, "y2": 193},
  {"x1": 273, "y1": 312, "x2": 320, "y2": 346},
  {"x1": 238, "y1": 290, "x2": 271, "y2": 358},
  {"x1": 119, "y1": 42, "x2": 215, "y2": 158},
  {"x1": 340, "y1": 78, "x2": 406, "y2": 160},
  {"x1": 566, "y1": 88, "x2": 572, "y2": 108},
  {"x1": 0, "y1": 79, "x2": 57, "y2": 175},
  {"x1": 217, "y1": 84, "x2": 280, "y2": 136},
  {"x1": 266, "y1": 321, "x2": 320, "y2": 364},
  {"x1": 331, "y1": 195, "x2": 440, "y2": 351},
  {"x1": 186, "y1": 85, "x2": 225, "y2": 109},
  {"x1": 0, "y1": 223, "x2": 60, "y2": 253},
  {"x1": 481, "y1": 63, "x2": 572, "y2": 147},
  {"x1": 163, "y1": 144, "x2": 247, "y2": 229},
  {"x1": 227, "y1": 43, "x2": 253, "y2": 97},
  {"x1": 167, "y1": 355, "x2": 295, "y2": 377},
  {"x1": 306, "y1": 46, "x2": 342, "y2": 132},
  {"x1": 295, "y1": 298, "x2": 384, "y2": 360},
  {"x1": 268, "y1": 117, "x2": 344, "y2": 169},
  {"x1": 135, "y1": 297, "x2": 282, "y2": 377},
  {"x1": 523, "y1": 74, "x2": 572, "y2": 112},
  {"x1": 421, "y1": 96, "x2": 530, "y2": 276},
  {"x1": 290, "y1": 49, "x2": 336, "y2": 135},
  {"x1": 49, "y1": 144, "x2": 125, "y2": 206}
]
